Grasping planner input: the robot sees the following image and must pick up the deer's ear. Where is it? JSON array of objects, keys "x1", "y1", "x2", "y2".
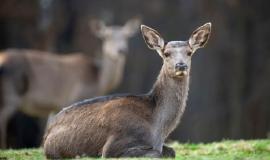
[
  {"x1": 141, "y1": 25, "x2": 165, "y2": 50},
  {"x1": 123, "y1": 17, "x2": 141, "y2": 37},
  {"x1": 89, "y1": 19, "x2": 106, "y2": 38},
  {"x1": 189, "y1": 22, "x2": 211, "y2": 51}
]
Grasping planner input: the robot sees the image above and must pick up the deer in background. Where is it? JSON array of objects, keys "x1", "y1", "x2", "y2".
[
  {"x1": 0, "y1": 18, "x2": 141, "y2": 148},
  {"x1": 43, "y1": 23, "x2": 211, "y2": 158}
]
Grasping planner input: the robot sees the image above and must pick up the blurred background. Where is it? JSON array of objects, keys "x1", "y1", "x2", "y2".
[{"x1": 0, "y1": 0, "x2": 269, "y2": 148}]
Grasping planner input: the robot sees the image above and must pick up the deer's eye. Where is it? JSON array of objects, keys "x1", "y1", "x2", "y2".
[
  {"x1": 164, "y1": 52, "x2": 171, "y2": 57},
  {"x1": 187, "y1": 51, "x2": 192, "y2": 56}
]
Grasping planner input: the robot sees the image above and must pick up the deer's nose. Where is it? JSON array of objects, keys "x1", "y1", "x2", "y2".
[{"x1": 175, "y1": 63, "x2": 188, "y2": 71}]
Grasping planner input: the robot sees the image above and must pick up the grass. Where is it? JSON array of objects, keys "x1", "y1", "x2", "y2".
[{"x1": 0, "y1": 140, "x2": 269, "y2": 160}]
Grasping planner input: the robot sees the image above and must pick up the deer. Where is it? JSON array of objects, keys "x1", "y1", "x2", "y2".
[
  {"x1": 0, "y1": 18, "x2": 141, "y2": 149},
  {"x1": 43, "y1": 22, "x2": 212, "y2": 158}
]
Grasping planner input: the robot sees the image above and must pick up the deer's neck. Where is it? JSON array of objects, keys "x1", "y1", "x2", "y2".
[
  {"x1": 97, "y1": 54, "x2": 126, "y2": 95},
  {"x1": 150, "y1": 65, "x2": 190, "y2": 141}
]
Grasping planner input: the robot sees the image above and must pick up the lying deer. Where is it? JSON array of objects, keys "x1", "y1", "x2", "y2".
[
  {"x1": 0, "y1": 18, "x2": 141, "y2": 148},
  {"x1": 43, "y1": 22, "x2": 211, "y2": 158}
]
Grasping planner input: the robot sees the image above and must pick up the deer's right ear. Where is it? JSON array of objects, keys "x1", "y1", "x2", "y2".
[
  {"x1": 188, "y1": 22, "x2": 211, "y2": 51},
  {"x1": 141, "y1": 25, "x2": 165, "y2": 51},
  {"x1": 89, "y1": 20, "x2": 106, "y2": 38}
]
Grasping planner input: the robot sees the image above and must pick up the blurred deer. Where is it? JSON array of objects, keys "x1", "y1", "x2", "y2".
[
  {"x1": 0, "y1": 18, "x2": 141, "y2": 148},
  {"x1": 43, "y1": 23, "x2": 211, "y2": 158}
]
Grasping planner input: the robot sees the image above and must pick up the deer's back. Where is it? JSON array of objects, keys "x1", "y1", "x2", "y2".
[{"x1": 23, "y1": 50, "x2": 98, "y2": 104}]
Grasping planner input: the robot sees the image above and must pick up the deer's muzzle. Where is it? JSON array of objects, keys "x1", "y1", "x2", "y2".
[
  {"x1": 175, "y1": 63, "x2": 188, "y2": 77},
  {"x1": 175, "y1": 63, "x2": 188, "y2": 71}
]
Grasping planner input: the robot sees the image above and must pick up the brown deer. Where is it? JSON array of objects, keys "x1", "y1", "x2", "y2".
[
  {"x1": 0, "y1": 18, "x2": 141, "y2": 148},
  {"x1": 43, "y1": 23, "x2": 211, "y2": 158}
]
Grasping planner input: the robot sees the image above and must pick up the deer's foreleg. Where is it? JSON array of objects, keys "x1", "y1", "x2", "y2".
[
  {"x1": 101, "y1": 135, "x2": 161, "y2": 158},
  {"x1": 162, "y1": 145, "x2": 175, "y2": 158},
  {"x1": 0, "y1": 104, "x2": 17, "y2": 148}
]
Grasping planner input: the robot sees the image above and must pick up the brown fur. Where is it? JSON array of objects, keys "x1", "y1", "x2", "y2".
[
  {"x1": 43, "y1": 23, "x2": 211, "y2": 158},
  {"x1": 44, "y1": 95, "x2": 156, "y2": 157}
]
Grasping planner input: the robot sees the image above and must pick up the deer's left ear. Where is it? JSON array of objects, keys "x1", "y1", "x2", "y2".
[
  {"x1": 89, "y1": 19, "x2": 106, "y2": 38},
  {"x1": 189, "y1": 22, "x2": 211, "y2": 51}
]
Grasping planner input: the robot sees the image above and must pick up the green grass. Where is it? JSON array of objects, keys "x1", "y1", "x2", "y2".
[{"x1": 0, "y1": 140, "x2": 269, "y2": 160}]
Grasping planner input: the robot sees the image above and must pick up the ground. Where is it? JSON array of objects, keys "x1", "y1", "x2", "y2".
[{"x1": 0, "y1": 140, "x2": 269, "y2": 160}]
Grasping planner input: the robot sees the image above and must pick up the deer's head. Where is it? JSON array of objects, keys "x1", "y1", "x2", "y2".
[
  {"x1": 90, "y1": 18, "x2": 141, "y2": 59},
  {"x1": 141, "y1": 23, "x2": 211, "y2": 79}
]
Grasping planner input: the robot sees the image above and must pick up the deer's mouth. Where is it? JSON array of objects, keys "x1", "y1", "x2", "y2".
[{"x1": 175, "y1": 71, "x2": 187, "y2": 77}]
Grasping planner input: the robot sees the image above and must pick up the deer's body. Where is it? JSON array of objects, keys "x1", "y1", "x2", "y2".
[
  {"x1": 0, "y1": 18, "x2": 141, "y2": 148},
  {"x1": 0, "y1": 49, "x2": 98, "y2": 117},
  {"x1": 44, "y1": 68, "x2": 189, "y2": 158},
  {"x1": 43, "y1": 23, "x2": 211, "y2": 158}
]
